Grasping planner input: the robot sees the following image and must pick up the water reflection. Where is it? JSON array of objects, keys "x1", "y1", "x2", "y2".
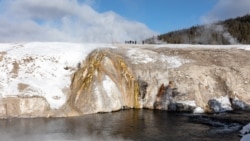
[{"x1": 0, "y1": 109, "x2": 240, "y2": 141}]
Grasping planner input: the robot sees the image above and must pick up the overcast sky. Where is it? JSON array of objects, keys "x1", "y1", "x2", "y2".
[{"x1": 0, "y1": 0, "x2": 249, "y2": 43}]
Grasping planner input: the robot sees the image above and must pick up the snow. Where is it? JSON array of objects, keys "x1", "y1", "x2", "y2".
[
  {"x1": 215, "y1": 96, "x2": 233, "y2": 111},
  {"x1": 126, "y1": 48, "x2": 189, "y2": 68},
  {"x1": 193, "y1": 107, "x2": 204, "y2": 114},
  {"x1": 174, "y1": 100, "x2": 205, "y2": 113},
  {"x1": 126, "y1": 48, "x2": 157, "y2": 64},
  {"x1": 161, "y1": 55, "x2": 189, "y2": 68},
  {"x1": 0, "y1": 42, "x2": 115, "y2": 109},
  {"x1": 176, "y1": 100, "x2": 196, "y2": 107}
]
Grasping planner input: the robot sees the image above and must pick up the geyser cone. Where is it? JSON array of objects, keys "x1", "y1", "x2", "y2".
[{"x1": 68, "y1": 49, "x2": 140, "y2": 115}]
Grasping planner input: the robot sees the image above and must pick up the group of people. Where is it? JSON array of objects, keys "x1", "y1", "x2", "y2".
[
  {"x1": 125, "y1": 40, "x2": 137, "y2": 44},
  {"x1": 124, "y1": 40, "x2": 145, "y2": 44}
]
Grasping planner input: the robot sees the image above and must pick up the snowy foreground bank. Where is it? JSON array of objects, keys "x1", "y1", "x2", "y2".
[{"x1": 1, "y1": 42, "x2": 250, "y2": 140}]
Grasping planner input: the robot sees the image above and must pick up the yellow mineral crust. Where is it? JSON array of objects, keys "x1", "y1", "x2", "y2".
[{"x1": 68, "y1": 49, "x2": 140, "y2": 115}]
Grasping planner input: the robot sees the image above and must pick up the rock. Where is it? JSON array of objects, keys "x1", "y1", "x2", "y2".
[
  {"x1": 138, "y1": 78, "x2": 148, "y2": 100},
  {"x1": 167, "y1": 103, "x2": 176, "y2": 111},
  {"x1": 174, "y1": 102, "x2": 196, "y2": 112},
  {"x1": 153, "y1": 82, "x2": 176, "y2": 111},
  {"x1": 208, "y1": 96, "x2": 233, "y2": 113},
  {"x1": 230, "y1": 98, "x2": 250, "y2": 111},
  {"x1": 208, "y1": 99, "x2": 224, "y2": 113},
  {"x1": 153, "y1": 100, "x2": 164, "y2": 110},
  {"x1": 0, "y1": 97, "x2": 50, "y2": 118}
]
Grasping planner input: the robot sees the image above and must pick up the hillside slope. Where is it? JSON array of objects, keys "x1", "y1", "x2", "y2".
[{"x1": 153, "y1": 14, "x2": 250, "y2": 44}]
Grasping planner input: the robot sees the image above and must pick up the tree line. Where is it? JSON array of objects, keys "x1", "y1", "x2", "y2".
[{"x1": 147, "y1": 14, "x2": 250, "y2": 44}]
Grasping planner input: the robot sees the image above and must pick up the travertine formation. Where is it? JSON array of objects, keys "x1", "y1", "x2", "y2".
[
  {"x1": 1, "y1": 44, "x2": 250, "y2": 118},
  {"x1": 68, "y1": 49, "x2": 141, "y2": 115}
]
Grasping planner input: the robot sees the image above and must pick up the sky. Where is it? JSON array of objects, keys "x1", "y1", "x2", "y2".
[{"x1": 0, "y1": 0, "x2": 249, "y2": 43}]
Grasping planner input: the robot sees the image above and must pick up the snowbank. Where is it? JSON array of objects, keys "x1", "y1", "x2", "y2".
[{"x1": 125, "y1": 48, "x2": 189, "y2": 68}]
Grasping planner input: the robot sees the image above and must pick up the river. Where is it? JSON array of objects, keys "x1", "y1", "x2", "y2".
[{"x1": 0, "y1": 109, "x2": 243, "y2": 141}]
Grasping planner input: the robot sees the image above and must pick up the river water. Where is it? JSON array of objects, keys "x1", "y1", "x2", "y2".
[{"x1": 0, "y1": 109, "x2": 243, "y2": 141}]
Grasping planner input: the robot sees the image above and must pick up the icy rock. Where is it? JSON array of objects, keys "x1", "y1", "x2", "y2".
[
  {"x1": 167, "y1": 102, "x2": 196, "y2": 112},
  {"x1": 231, "y1": 99, "x2": 250, "y2": 110},
  {"x1": 208, "y1": 99, "x2": 223, "y2": 113},
  {"x1": 208, "y1": 96, "x2": 233, "y2": 113},
  {"x1": 175, "y1": 103, "x2": 195, "y2": 112}
]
